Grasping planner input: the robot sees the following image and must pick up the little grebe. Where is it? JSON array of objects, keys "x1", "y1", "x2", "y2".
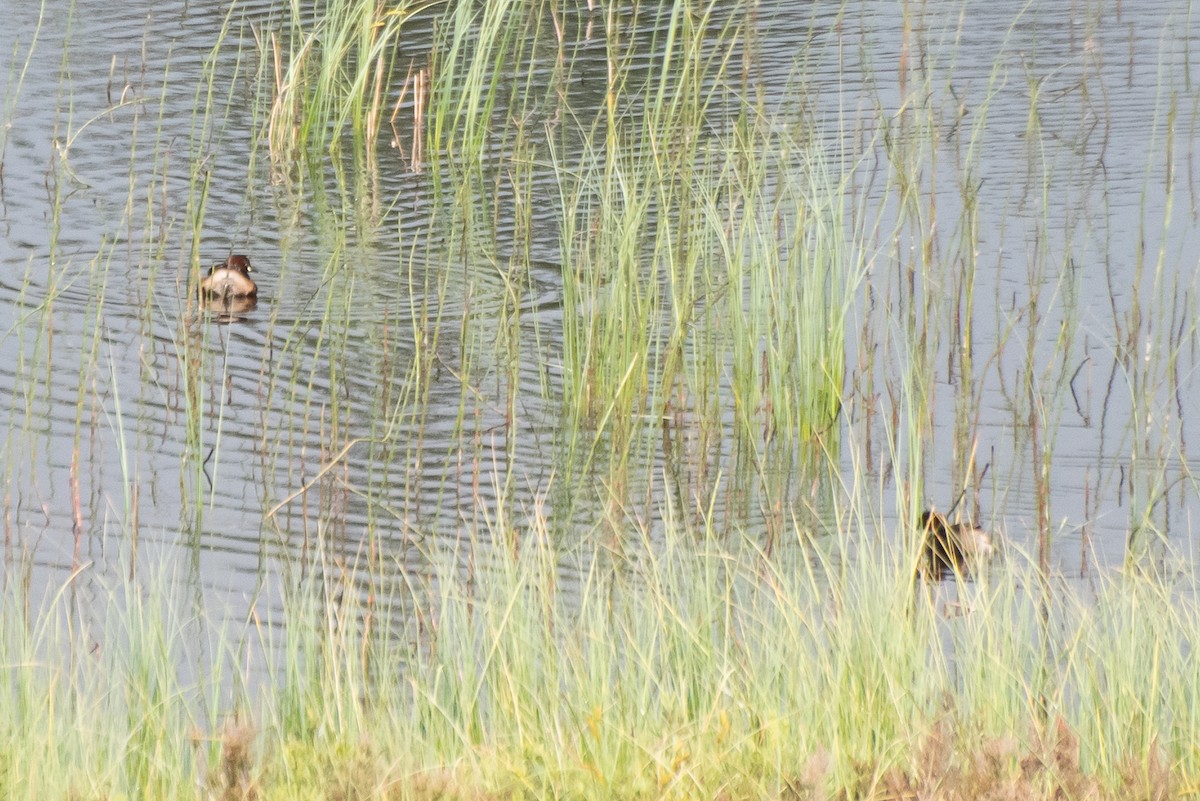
[
  {"x1": 199, "y1": 254, "x2": 257, "y2": 299},
  {"x1": 918, "y1": 510, "x2": 994, "y2": 578}
]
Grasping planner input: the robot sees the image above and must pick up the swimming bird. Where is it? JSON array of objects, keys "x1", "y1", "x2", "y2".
[
  {"x1": 199, "y1": 254, "x2": 257, "y2": 300},
  {"x1": 918, "y1": 509, "x2": 993, "y2": 578}
]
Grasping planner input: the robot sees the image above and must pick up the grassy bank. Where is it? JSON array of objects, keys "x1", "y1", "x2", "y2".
[{"x1": 2, "y1": 528, "x2": 1197, "y2": 800}]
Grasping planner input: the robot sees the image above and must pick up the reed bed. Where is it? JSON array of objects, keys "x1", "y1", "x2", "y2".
[
  {"x1": 2, "y1": 528, "x2": 1198, "y2": 800},
  {"x1": 2, "y1": 0, "x2": 1200, "y2": 799}
]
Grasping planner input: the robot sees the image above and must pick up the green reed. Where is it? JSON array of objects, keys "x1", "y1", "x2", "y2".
[
  {"x1": 265, "y1": 0, "x2": 430, "y2": 180},
  {"x1": 4, "y1": 524, "x2": 1199, "y2": 800},
  {"x1": 6, "y1": 0, "x2": 1200, "y2": 798},
  {"x1": 64, "y1": 0, "x2": 1196, "y2": 566}
]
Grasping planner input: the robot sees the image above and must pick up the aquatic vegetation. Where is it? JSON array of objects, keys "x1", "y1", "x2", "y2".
[
  {"x1": 1, "y1": 532, "x2": 1198, "y2": 799},
  {"x1": 1, "y1": 0, "x2": 1199, "y2": 798}
]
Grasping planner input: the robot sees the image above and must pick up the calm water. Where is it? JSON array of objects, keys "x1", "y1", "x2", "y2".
[{"x1": 2, "y1": 0, "x2": 1199, "y2": 625}]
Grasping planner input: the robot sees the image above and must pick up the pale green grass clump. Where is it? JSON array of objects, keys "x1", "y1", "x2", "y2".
[{"x1": 1, "y1": 529, "x2": 1197, "y2": 800}]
